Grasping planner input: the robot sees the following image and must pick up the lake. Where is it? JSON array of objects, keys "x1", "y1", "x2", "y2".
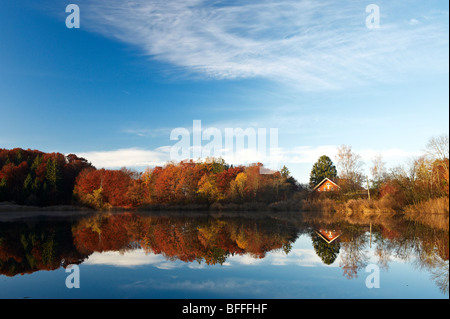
[{"x1": 0, "y1": 210, "x2": 448, "y2": 299}]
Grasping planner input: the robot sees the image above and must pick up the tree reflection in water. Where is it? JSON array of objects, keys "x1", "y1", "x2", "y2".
[{"x1": 0, "y1": 210, "x2": 448, "y2": 294}]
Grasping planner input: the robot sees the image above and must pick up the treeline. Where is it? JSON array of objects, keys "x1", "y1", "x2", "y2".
[
  {"x1": 309, "y1": 134, "x2": 449, "y2": 210},
  {"x1": 1, "y1": 133, "x2": 448, "y2": 212},
  {"x1": 74, "y1": 159, "x2": 301, "y2": 209},
  {"x1": 376, "y1": 155, "x2": 449, "y2": 207},
  {"x1": 0, "y1": 149, "x2": 300, "y2": 209},
  {"x1": 0, "y1": 148, "x2": 93, "y2": 206}
]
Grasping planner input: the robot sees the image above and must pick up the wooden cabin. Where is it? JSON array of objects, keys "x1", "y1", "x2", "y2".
[{"x1": 313, "y1": 177, "x2": 340, "y2": 193}]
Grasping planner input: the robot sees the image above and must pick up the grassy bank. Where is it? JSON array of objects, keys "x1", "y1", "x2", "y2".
[
  {"x1": 300, "y1": 196, "x2": 449, "y2": 214},
  {"x1": 300, "y1": 196, "x2": 399, "y2": 214},
  {"x1": 2, "y1": 196, "x2": 448, "y2": 216},
  {"x1": 404, "y1": 197, "x2": 449, "y2": 214}
]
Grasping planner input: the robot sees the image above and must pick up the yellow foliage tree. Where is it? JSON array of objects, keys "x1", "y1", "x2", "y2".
[{"x1": 197, "y1": 175, "x2": 220, "y2": 203}]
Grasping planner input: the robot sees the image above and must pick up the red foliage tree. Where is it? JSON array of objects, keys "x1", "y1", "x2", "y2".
[{"x1": 74, "y1": 168, "x2": 136, "y2": 208}]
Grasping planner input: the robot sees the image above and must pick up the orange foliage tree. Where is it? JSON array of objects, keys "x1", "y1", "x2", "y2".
[{"x1": 73, "y1": 168, "x2": 139, "y2": 208}]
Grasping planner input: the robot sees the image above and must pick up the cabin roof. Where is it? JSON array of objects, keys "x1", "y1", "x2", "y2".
[{"x1": 312, "y1": 177, "x2": 340, "y2": 190}]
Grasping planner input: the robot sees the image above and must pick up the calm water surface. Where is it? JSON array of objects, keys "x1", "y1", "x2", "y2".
[{"x1": 0, "y1": 210, "x2": 448, "y2": 299}]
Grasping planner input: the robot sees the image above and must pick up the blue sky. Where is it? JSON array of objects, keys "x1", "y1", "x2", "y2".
[{"x1": 0, "y1": 0, "x2": 448, "y2": 183}]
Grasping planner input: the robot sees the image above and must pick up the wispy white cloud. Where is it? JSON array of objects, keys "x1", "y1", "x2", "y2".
[
  {"x1": 123, "y1": 127, "x2": 172, "y2": 138},
  {"x1": 278, "y1": 146, "x2": 421, "y2": 165},
  {"x1": 75, "y1": 143, "x2": 421, "y2": 175},
  {"x1": 77, "y1": 147, "x2": 170, "y2": 168},
  {"x1": 77, "y1": 0, "x2": 448, "y2": 91},
  {"x1": 409, "y1": 18, "x2": 420, "y2": 25}
]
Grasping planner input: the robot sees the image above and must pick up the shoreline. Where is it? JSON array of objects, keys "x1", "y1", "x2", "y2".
[
  {"x1": 0, "y1": 201, "x2": 93, "y2": 212},
  {"x1": 1, "y1": 196, "x2": 448, "y2": 215}
]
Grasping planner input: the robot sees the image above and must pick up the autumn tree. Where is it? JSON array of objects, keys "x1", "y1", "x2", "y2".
[
  {"x1": 73, "y1": 168, "x2": 136, "y2": 208},
  {"x1": 175, "y1": 161, "x2": 205, "y2": 203},
  {"x1": 215, "y1": 166, "x2": 244, "y2": 197},
  {"x1": 197, "y1": 174, "x2": 219, "y2": 204},
  {"x1": 229, "y1": 172, "x2": 247, "y2": 203}
]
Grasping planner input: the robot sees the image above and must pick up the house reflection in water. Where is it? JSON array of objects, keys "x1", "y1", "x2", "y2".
[
  {"x1": 311, "y1": 227, "x2": 343, "y2": 266},
  {"x1": 315, "y1": 228, "x2": 343, "y2": 244}
]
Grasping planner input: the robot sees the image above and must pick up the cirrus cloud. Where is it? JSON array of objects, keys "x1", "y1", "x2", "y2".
[{"x1": 76, "y1": 0, "x2": 448, "y2": 91}]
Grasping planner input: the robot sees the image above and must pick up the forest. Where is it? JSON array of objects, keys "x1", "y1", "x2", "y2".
[
  {"x1": 0, "y1": 148, "x2": 299, "y2": 209},
  {"x1": 0, "y1": 133, "x2": 448, "y2": 212}
]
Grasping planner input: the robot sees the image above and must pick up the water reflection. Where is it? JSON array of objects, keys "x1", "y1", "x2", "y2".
[
  {"x1": 315, "y1": 228, "x2": 343, "y2": 244},
  {"x1": 0, "y1": 210, "x2": 448, "y2": 295}
]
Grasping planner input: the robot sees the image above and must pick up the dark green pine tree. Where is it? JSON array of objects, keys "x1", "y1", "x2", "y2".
[
  {"x1": 30, "y1": 154, "x2": 42, "y2": 173},
  {"x1": 15, "y1": 149, "x2": 23, "y2": 165},
  {"x1": 45, "y1": 157, "x2": 62, "y2": 204},
  {"x1": 23, "y1": 174, "x2": 33, "y2": 197},
  {"x1": 309, "y1": 155, "x2": 337, "y2": 188}
]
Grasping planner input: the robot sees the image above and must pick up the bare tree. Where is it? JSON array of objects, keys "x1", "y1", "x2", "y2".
[
  {"x1": 425, "y1": 134, "x2": 449, "y2": 197},
  {"x1": 426, "y1": 134, "x2": 449, "y2": 163},
  {"x1": 335, "y1": 145, "x2": 365, "y2": 192},
  {"x1": 370, "y1": 153, "x2": 387, "y2": 189}
]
